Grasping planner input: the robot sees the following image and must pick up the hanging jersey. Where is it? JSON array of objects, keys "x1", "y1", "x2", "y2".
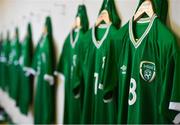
[
  {"x1": 8, "y1": 38, "x2": 21, "y2": 103},
  {"x1": 105, "y1": 14, "x2": 180, "y2": 124},
  {"x1": 72, "y1": 24, "x2": 118, "y2": 124},
  {"x1": 18, "y1": 34, "x2": 33, "y2": 115},
  {"x1": 32, "y1": 34, "x2": 55, "y2": 124},
  {"x1": 56, "y1": 28, "x2": 85, "y2": 124}
]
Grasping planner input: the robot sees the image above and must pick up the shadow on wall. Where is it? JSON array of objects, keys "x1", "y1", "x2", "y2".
[
  {"x1": 167, "y1": 0, "x2": 180, "y2": 47},
  {"x1": 171, "y1": 21, "x2": 180, "y2": 47}
]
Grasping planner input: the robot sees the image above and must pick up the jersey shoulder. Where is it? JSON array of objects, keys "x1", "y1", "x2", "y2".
[
  {"x1": 156, "y1": 19, "x2": 178, "y2": 53},
  {"x1": 113, "y1": 22, "x2": 129, "y2": 41},
  {"x1": 156, "y1": 19, "x2": 176, "y2": 43},
  {"x1": 78, "y1": 28, "x2": 92, "y2": 46}
]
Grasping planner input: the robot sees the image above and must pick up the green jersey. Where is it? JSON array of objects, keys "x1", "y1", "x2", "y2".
[
  {"x1": 32, "y1": 34, "x2": 55, "y2": 124},
  {"x1": 56, "y1": 29, "x2": 85, "y2": 124},
  {"x1": 137, "y1": 0, "x2": 168, "y2": 23},
  {"x1": 18, "y1": 30, "x2": 33, "y2": 115},
  {"x1": 105, "y1": 14, "x2": 180, "y2": 124},
  {"x1": 0, "y1": 38, "x2": 11, "y2": 91},
  {"x1": 8, "y1": 36, "x2": 21, "y2": 102},
  {"x1": 73, "y1": 24, "x2": 118, "y2": 124},
  {"x1": 0, "y1": 37, "x2": 2, "y2": 50}
]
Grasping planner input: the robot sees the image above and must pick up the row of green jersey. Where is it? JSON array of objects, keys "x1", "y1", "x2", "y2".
[
  {"x1": 72, "y1": 0, "x2": 120, "y2": 124},
  {"x1": 0, "y1": 25, "x2": 33, "y2": 116},
  {"x1": 71, "y1": 0, "x2": 176, "y2": 124},
  {"x1": 31, "y1": 16, "x2": 55, "y2": 124},
  {"x1": 0, "y1": 17, "x2": 56, "y2": 124},
  {"x1": 55, "y1": 4, "x2": 89, "y2": 124},
  {"x1": 0, "y1": 0, "x2": 171, "y2": 124}
]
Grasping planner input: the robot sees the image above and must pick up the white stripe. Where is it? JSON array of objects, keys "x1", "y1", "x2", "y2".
[
  {"x1": 137, "y1": 17, "x2": 151, "y2": 23},
  {"x1": 74, "y1": 93, "x2": 80, "y2": 99},
  {"x1": 1, "y1": 57, "x2": 7, "y2": 62},
  {"x1": 129, "y1": 14, "x2": 157, "y2": 49},
  {"x1": 14, "y1": 60, "x2": 19, "y2": 65},
  {"x1": 169, "y1": 102, "x2": 180, "y2": 111},
  {"x1": 23, "y1": 67, "x2": 36, "y2": 76},
  {"x1": 173, "y1": 113, "x2": 180, "y2": 124},
  {"x1": 98, "y1": 24, "x2": 110, "y2": 29},
  {"x1": 103, "y1": 98, "x2": 113, "y2": 103},
  {"x1": 98, "y1": 83, "x2": 103, "y2": 90},
  {"x1": 54, "y1": 71, "x2": 60, "y2": 76},
  {"x1": 92, "y1": 23, "x2": 112, "y2": 49},
  {"x1": 70, "y1": 28, "x2": 80, "y2": 48},
  {"x1": 44, "y1": 74, "x2": 54, "y2": 85}
]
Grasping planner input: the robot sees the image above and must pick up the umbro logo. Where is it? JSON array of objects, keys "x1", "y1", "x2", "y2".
[{"x1": 120, "y1": 65, "x2": 127, "y2": 75}]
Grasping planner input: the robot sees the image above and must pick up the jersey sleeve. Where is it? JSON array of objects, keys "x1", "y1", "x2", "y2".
[
  {"x1": 29, "y1": 36, "x2": 44, "y2": 76},
  {"x1": 43, "y1": 36, "x2": 55, "y2": 86},
  {"x1": 55, "y1": 39, "x2": 68, "y2": 75},
  {"x1": 29, "y1": 42, "x2": 40, "y2": 76},
  {"x1": 72, "y1": 40, "x2": 85, "y2": 99},
  {"x1": 103, "y1": 40, "x2": 118, "y2": 103},
  {"x1": 168, "y1": 50, "x2": 180, "y2": 124},
  {"x1": 160, "y1": 41, "x2": 180, "y2": 124}
]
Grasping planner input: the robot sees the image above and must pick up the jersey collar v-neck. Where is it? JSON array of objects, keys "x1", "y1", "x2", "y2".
[
  {"x1": 70, "y1": 28, "x2": 80, "y2": 48},
  {"x1": 129, "y1": 14, "x2": 157, "y2": 49},
  {"x1": 92, "y1": 23, "x2": 112, "y2": 49}
]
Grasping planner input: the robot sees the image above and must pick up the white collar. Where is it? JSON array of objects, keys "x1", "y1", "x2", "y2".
[
  {"x1": 70, "y1": 29, "x2": 80, "y2": 48},
  {"x1": 129, "y1": 14, "x2": 157, "y2": 49},
  {"x1": 92, "y1": 23, "x2": 112, "y2": 49}
]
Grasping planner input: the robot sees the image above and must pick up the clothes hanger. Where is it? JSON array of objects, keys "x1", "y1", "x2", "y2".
[
  {"x1": 134, "y1": 0, "x2": 154, "y2": 21},
  {"x1": 72, "y1": 16, "x2": 81, "y2": 29},
  {"x1": 95, "y1": 9, "x2": 111, "y2": 26},
  {"x1": 72, "y1": 4, "x2": 83, "y2": 30}
]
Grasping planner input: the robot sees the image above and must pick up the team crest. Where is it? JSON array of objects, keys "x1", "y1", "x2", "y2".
[{"x1": 140, "y1": 61, "x2": 156, "y2": 83}]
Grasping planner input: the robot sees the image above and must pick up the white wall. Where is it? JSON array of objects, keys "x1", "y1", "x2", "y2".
[{"x1": 0, "y1": 0, "x2": 179, "y2": 123}]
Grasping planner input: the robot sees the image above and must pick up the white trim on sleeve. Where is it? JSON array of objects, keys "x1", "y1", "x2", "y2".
[
  {"x1": 103, "y1": 98, "x2": 113, "y2": 103},
  {"x1": 74, "y1": 93, "x2": 80, "y2": 99},
  {"x1": 44, "y1": 74, "x2": 54, "y2": 85},
  {"x1": 1, "y1": 57, "x2": 7, "y2": 62},
  {"x1": 54, "y1": 71, "x2": 60, "y2": 76},
  {"x1": 173, "y1": 113, "x2": 180, "y2": 124},
  {"x1": 23, "y1": 67, "x2": 37, "y2": 76},
  {"x1": 169, "y1": 102, "x2": 180, "y2": 112}
]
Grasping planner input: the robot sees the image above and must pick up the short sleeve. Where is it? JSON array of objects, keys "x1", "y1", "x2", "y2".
[
  {"x1": 72, "y1": 40, "x2": 85, "y2": 99},
  {"x1": 31, "y1": 43, "x2": 40, "y2": 71},
  {"x1": 168, "y1": 50, "x2": 180, "y2": 124},
  {"x1": 103, "y1": 40, "x2": 118, "y2": 103},
  {"x1": 55, "y1": 36, "x2": 70, "y2": 75},
  {"x1": 169, "y1": 51, "x2": 180, "y2": 109},
  {"x1": 43, "y1": 36, "x2": 55, "y2": 85},
  {"x1": 160, "y1": 44, "x2": 180, "y2": 124}
]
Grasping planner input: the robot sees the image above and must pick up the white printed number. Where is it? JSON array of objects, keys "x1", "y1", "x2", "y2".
[
  {"x1": 128, "y1": 78, "x2": 137, "y2": 106},
  {"x1": 94, "y1": 73, "x2": 99, "y2": 95}
]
